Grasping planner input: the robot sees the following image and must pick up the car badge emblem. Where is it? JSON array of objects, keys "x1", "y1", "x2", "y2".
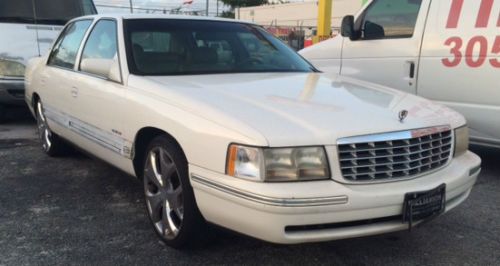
[{"x1": 399, "y1": 110, "x2": 409, "y2": 123}]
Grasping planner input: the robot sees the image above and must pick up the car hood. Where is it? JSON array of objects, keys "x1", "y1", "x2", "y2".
[{"x1": 130, "y1": 73, "x2": 465, "y2": 146}]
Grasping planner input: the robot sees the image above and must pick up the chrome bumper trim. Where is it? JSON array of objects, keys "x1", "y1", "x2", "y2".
[{"x1": 191, "y1": 174, "x2": 348, "y2": 207}]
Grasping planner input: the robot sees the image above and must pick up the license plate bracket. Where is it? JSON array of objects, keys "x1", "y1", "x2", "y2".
[{"x1": 402, "y1": 184, "x2": 446, "y2": 229}]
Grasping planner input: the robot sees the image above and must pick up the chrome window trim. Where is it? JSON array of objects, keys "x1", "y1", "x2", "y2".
[{"x1": 191, "y1": 175, "x2": 348, "y2": 207}]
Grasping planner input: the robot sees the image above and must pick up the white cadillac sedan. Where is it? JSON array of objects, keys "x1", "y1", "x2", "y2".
[{"x1": 25, "y1": 14, "x2": 481, "y2": 248}]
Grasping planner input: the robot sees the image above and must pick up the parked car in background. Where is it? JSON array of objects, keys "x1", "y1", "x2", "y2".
[
  {"x1": 300, "y1": 0, "x2": 500, "y2": 149},
  {"x1": 0, "y1": 0, "x2": 97, "y2": 121},
  {"x1": 26, "y1": 14, "x2": 481, "y2": 248}
]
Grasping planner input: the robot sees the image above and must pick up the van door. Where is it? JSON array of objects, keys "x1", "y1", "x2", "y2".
[
  {"x1": 418, "y1": 0, "x2": 500, "y2": 147},
  {"x1": 340, "y1": 0, "x2": 431, "y2": 94}
]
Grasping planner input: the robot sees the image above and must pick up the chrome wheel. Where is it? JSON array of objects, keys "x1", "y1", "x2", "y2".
[
  {"x1": 144, "y1": 147, "x2": 184, "y2": 240},
  {"x1": 36, "y1": 101, "x2": 52, "y2": 152}
]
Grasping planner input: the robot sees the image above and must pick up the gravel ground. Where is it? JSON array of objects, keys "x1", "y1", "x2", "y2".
[{"x1": 0, "y1": 110, "x2": 499, "y2": 265}]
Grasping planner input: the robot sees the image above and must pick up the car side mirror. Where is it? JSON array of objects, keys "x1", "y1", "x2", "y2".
[
  {"x1": 341, "y1": 15, "x2": 360, "y2": 40},
  {"x1": 80, "y1": 58, "x2": 122, "y2": 83}
]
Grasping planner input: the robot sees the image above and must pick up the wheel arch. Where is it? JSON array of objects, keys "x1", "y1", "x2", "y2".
[{"x1": 132, "y1": 127, "x2": 187, "y2": 179}]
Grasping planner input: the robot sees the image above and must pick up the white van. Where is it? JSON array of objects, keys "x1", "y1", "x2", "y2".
[
  {"x1": 300, "y1": 0, "x2": 500, "y2": 149},
  {"x1": 0, "y1": 0, "x2": 97, "y2": 120}
]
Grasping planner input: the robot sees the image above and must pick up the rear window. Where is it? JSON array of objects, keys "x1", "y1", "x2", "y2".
[{"x1": 0, "y1": 0, "x2": 97, "y2": 25}]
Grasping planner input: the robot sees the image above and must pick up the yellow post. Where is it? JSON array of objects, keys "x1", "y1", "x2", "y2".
[{"x1": 313, "y1": 0, "x2": 332, "y2": 44}]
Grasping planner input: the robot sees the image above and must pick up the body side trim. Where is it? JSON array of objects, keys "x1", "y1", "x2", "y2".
[{"x1": 191, "y1": 174, "x2": 348, "y2": 207}]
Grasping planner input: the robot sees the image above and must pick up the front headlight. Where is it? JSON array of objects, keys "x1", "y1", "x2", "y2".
[
  {"x1": 0, "y1": 59, "x2": 26, "y2": 78},
  {"x1": 454, "y1": 125, "x2": 469, "y2": 157},
  {"x1": 226, "y1": 144, "x2": 330, "y2": 182}
]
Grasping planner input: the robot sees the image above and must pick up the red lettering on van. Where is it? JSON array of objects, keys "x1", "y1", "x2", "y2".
[
  {"x1": 446, "y1": 0, "x2": 464, "y2": 28},
  {"x1": 465, "y1": 36, "x2": 488, "y2": 67},
  {"x1": 442, "y1": 37, "x2": 463, "y2": 67},
  {"x1": 490, "y1": 36, "x2": 500, "y2": 68},
  {"x1": 476, "y1": 0, "x2": 494, "y2": 28}
]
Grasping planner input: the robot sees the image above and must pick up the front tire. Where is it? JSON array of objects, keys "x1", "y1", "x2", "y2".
[
  {"x1": 142, "y1": 135, "x2": 205, "y2": 248},
  {"x1": 35, "y1": 100, "x2": 68, "y2": 156}
]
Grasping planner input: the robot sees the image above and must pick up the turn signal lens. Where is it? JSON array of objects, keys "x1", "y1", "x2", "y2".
[
  {"x1": 226, "y1": 144, "x2": 263, "y2": 181},
  {"x1": 454, "y1": 125, "x2": 469, "y2": 157}
]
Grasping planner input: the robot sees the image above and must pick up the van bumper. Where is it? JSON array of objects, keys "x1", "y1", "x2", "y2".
[
  {"x1": 0, "y1": 78, "x2": 25, "y2": 106},
  {"x1": 190, "y1": 151, "x2": 481, "y2": 244}
]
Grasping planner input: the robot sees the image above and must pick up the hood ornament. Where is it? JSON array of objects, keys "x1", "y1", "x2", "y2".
[{"x1": 399, "y1": 110, "x2": 409, "y2": 123}]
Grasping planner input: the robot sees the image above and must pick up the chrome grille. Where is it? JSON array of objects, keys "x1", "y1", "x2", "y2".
[{"x1": 338, "y1": 127, "x2": 453, "y2": 182}]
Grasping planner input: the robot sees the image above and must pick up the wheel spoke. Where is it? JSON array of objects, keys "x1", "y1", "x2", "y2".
[
  {"x1": 164, "y1": 201, "x2": 179, "y2": 236},
  {"x1": 149, "y1": 151, "x2": 164, "y2": 187},
  {"x1": 145, "y1": 191, "x2": 163, "y2": 223}
]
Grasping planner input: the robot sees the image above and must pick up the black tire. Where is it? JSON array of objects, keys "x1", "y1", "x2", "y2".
[
  {"x1": 0, "y1": 105, "x2": 6, "y2": 123},
  {"x1": 35, "y1": 100, "x2": 69, "y2": 157},
  {"x1": 142, "y1": 135, "x2": 206, "y2": 248}
]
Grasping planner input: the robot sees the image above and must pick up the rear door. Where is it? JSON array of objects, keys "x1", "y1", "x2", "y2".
[
  {"x1": 418, "y1": 0, "x2": 500, "y2": 147},
  {"x1": 340, "y1": 0, "x2": 431, "y2": 94},
  {"x1": 41, "y1": 19, "x2": 93, "y2": 136}
]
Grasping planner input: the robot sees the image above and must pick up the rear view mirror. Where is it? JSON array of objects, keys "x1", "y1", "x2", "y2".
[
  {"x1": 80, "y1": 58, "x2": 122, "y2": 83},
  {"x1": 341, "y1": 15, "x2": 360, "y2": 40}
]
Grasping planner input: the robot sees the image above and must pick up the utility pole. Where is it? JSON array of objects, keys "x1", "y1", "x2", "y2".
[
  {"x1": 216, "y1": 0, "x2": 219, "y2": 16},
  {"x1": 206, "y1": 0, "x2": 209, "y2": 16},
  {"x1": 313, "y1": 0, "x2": 332, "y2": 44},
  {"x1": 129, "y1": 0, "x2": 133, "y2": 13}
]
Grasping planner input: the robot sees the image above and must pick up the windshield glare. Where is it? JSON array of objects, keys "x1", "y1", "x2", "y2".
[{"x1": 125, "y1": 19, "x2": 315, "y2": 75}]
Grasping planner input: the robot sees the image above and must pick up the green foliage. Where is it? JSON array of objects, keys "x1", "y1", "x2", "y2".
[{"x1": 219, "y1": 0, "x2": 268, "y2": 9}]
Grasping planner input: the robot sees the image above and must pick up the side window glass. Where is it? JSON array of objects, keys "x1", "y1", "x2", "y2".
[
  {"x1": 81, "y1": 20, "x2": 118, "y2": 62},
  {"x1": 48, "y1": 20, "x2": 92, "y2": 69},
  {"x1": 362, "y1": 0, "x2": 422, "y2": 40}
]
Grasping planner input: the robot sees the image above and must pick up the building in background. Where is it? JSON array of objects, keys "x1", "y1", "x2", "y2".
[{"x1": 237, "y1": 0, "x2": 363, "y2": 50}]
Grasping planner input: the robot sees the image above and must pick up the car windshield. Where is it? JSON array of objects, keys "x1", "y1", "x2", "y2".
[
  {"x1": 0, "y1": 0, "x2": 96, "y2": 25},
  {"x1": 125, "y1": 19, "x2": 316, "y2": 75}
]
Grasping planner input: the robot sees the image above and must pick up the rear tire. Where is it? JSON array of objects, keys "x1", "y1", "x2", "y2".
[
  {"x1": 0, "y1": 105, "x2": 6, "y2": 123},
  {"x1": 35, "y1": 100, "x2": 68, "y2": 156},
  {"x1": 142, "y1": 135, "x2": 206, "y2": 248}
]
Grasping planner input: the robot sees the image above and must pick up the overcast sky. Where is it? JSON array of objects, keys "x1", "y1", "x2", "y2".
[
  {"x1": 94, "y1": 0, "x2": 229, "y2": 16},
  {"x1": 93, "y1": 0, "x2": 310, "y2": 17}
]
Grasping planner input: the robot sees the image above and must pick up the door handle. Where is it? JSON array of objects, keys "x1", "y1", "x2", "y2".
[
  {"x1": 408, "y1": 61, "x2": 415, "y2": 79},
  {"x1": 71, "y1": 87, "x2": 79, "y2": 98}
]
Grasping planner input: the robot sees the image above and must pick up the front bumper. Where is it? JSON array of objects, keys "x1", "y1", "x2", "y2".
[
  {"x1": 190, "y1": 151, "x2": 481, "y2": 244},
  {"x1": 0, "y1": 78, "x2": 25, "y2": 105}
]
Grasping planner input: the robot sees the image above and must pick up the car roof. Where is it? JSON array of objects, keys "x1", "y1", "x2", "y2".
[{"x1": 73, "y1": 14, "x2": 255, "y2": 25}]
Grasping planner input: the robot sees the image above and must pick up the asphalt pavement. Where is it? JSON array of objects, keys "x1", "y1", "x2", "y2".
[{"x1": 0, "y1": 108, "x2": 499, "y2": 265}]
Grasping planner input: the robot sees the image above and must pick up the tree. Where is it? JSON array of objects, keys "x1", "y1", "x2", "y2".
[{"x1": 219, "y1": 0, "x2": 268, "y2": 10}]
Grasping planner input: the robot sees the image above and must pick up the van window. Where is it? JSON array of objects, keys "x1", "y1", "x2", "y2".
[
  {"x1": 80, "y1": 20, "x2": 118, "y2": 68},
  {"x1": 48, "y1": 20, "x2": 93, "y2": 69},
  {"x1": 361, "y1": 0, "x2": 422, "y2": 40},
  {"x1": 0, "y1": 0, "x2": 96, "y2": 25},
  {"x1": 35, "y1": 0, "x2": 97, "y2": 25},
  {"x1": 0, "y1": 0, "x2": 34, "y2": 24}
]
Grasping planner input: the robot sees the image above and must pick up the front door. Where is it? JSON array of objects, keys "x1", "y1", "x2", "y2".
[{"x1": 340, "y1": 0, "x2": 431, "y2": 94}]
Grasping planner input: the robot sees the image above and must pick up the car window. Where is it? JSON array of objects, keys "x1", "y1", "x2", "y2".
[
  {"x1": 81, "y1": 20, "x2": 118, "y2": 62},
  {"x1": 48, "y1": 20, "x2": 93, "y2": 70},
  {"x1": 125, "y1": 19, "x2": 314, "y2": 75},
  {"x1": 0, "y1": 0, "x2": 96, "y2": 25},
  {"x1": 361, "y1": 0, "x2": 422, "y2": 40}
]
